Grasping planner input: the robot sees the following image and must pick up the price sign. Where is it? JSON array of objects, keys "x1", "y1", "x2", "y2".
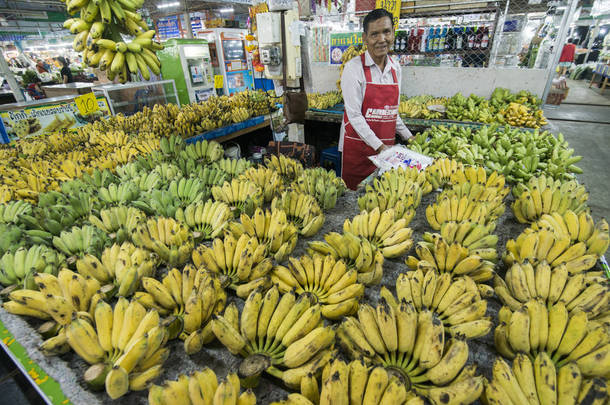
[
  {"x1": 74, "y1": 92, "x2": 99, "y2": 116},
  {"x1": 376, "y1": 0, "x2": 401, "y2": 30},
  {"x1": 214, "y1": 75, "x2": 224, "y2": 89}
]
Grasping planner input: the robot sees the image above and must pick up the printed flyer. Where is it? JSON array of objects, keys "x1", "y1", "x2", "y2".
[
  {"x1": 0, "y1": 96, "x2": 110, "y2": 143},
  {"x1": 329, "y1": 32, "x2": 363, "y2": 65}
]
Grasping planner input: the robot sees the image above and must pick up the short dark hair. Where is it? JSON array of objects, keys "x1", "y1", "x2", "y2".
[{"x1": 363, "y1": 8, "x2": 394, "y2": 33}]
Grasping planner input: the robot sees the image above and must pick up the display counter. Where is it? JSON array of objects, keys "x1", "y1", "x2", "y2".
[
  {"x1": 92, "y1": 80, "x2": 180, "y2": 116},
  {"x1": 186, "y1": 114, "x2": 271, "y2": 144},
  {"x1": 41, "y1": 82, "x2": 97, "y2": 98},
  {"x1": 0, "y1": 94, "x2": 111, "y2": 143}
]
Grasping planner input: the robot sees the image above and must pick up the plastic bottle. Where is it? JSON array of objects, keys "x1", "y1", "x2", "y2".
[
  {"x1": 420, "y1": 27, "x2": 428, "y2": 53},
  {"x1": 467, "y1": 26, "x2": 475, "y2": 49},
  {"x1": 481, "y1": 26, "x2": 489, "y2": 49},
  {"x1": 455, "y1": 26, "x2": 464, "y2": 50},
  {"x1": 439, "y1": 26, "x2": 448, "y2": 51},
  {"x1": 426, "y1": 26, "x2": 435, "y2": 52},
  {"x1": 446, "y1": 25, "x2": 455, "y2": 50}
]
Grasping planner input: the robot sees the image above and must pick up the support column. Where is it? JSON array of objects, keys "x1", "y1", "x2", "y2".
[{"x1": 0, "y1": 47, "x2": 24, "y2": 102}]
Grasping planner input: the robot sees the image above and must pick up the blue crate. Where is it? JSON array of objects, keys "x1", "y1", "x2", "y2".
[{"x1": 320, "y1": 146, "x2": 341, "y2": 177}]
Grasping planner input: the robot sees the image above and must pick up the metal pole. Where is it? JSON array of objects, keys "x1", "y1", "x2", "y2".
[
  {"x1": 0, "y1": 47, "x2": 25, "y2": 102},
  {"x1": 541, "y1": 0, "x2": 577, "y2": 104},
  {"x1": 489, "y1": 0, "x2": 509, "y2": 67}
]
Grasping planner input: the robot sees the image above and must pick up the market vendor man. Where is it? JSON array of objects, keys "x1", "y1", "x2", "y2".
[{"x1": 340, "y1": 8, "x2": 413, "y2": 190}]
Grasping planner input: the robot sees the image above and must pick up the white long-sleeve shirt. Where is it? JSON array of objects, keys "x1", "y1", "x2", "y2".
[{"x1": 339, "y1": 50, "x2": 412, "y2": 152}]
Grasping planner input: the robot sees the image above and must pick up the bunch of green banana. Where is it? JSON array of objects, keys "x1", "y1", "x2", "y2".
[
  {"x1": 425, "y1": 158, "x2": 464, "y2": 189},
  {"x1": 0, "y1": 200, "x2": 32, "y2": 223},
  {"x1": 98, "y1": 181, "x2": 140, "y2": 206},
  {"x1": 405, "y1": 238, "x2": 495, "y2": 283},
  {"x1": 130, "y1": 189, "x2": 180, "y2": 217},
  {"x1": 159, "y1": 135, "x2": 185, "y2": 156},
  {"x1": 271, "y1": 191, "x2": 325, "y2": 237},
  {"x1": 495, "y1": 300, "x2": 610, "y2": 378},
  {"x1": 211, "y1": 287, "x2": 335, "y2": 389},
  {"x1": 512, "y1": 175, "x2": 589, "y2": 223},
  {"x1": 343, "y1": 207, "x2": 413, "y2": 258},
  {"x1": 130, "y1": 171, "x2": 163, "y2": 192},
  {"x1": 338, "y1": 302, "x2": 484, "y2": 404},
  {"x1": 167, "y1": 177, "x2": 207, "y2": 207},
  {"x1": 0, "y1": 223, "x2": 24, "y2": 257},
  {"x1": 0, "y1": 245, "x2": 65, "y2": 288},
  {"x1": 426, "y1": 194, "x2": 497, "y2": 231},
  {"x1": 212, "y1": 158, "x2": 252, "y2": 178},
  {"x1": 272, "y1": 254, "x2": 363, "y2": 320},
  {"x1": 265, "y1": 154, "x2": 304, "y2": 184},
  {"x1": 239, "y1": 166, "x2": 283, "y2": 203},
  {"x1": 130, "y1": 217, "x2": 193, "y2": 267},
  {"x1": 308, "y1": 232, "x2": 384, "y2": 286},
  {"x1": 76, "y1": 242, "x2": 157, "y2": 297},
  {"x1": 293, "y1": 167, "x2": 347, "y2": 211},
  {"x1": 175, "y1": 200, "x2": 232, "y2": 241},
  {"x1": 423, "y1": 220, "x2": 498, "y2": 261},
  {"x1": 504, "y1": 225, "x2": 606, "y2": 275},
  {"x1": 20, "y1": 198, "x2": 88, "y2": 244},
  {"x1": 52, "y1": 225, "x2": 108, "y2": 259},
  {"x1": 383, "y1": 271, "x2": 492, "y2": 339},
  {"x1": 192, "y1": 233, "x2": 272, "y2": 298},
  {"x1": 80, "y1": 168, "x2": 117, "y2": 190},
  {"x1": 272, "y1": 359, "x2": 425, "y2": 405},
  {"x1": 65, "y1": 298, "x2": 169, "y2": 399},
  {"x1": 193, "y1": 166, "x2": 228, "y2": 189},
  {"x1": 211, "y1": 179, "x2": 263, "y2": 218},
  {"x1": 149, "y1": 369, "x2": 256, "y2": 405},
  {"x1": 88, "y1": 206, "x2": 145, "y2": 243},
  {"x1": 137, "y1": 266, "x2": 226, "y2": 353},
  {"x1": 494, "y1": 261, "x2": 609, "y2": 319},
  {"x1": 484, "y1": 355, "x2": 608, "y2": 405},
  {"x1": 228, "y1": 208, "x2": 298, "y2": 263},
  {"x1": 179, "y1": 139, "x2": 224, "y2": 164},
  {"x1": 151, "y1": 162, "x2": 184, "y2": 184},
  {"x1": 3, "y1": 269, "x2": 101, "y2": 340}
]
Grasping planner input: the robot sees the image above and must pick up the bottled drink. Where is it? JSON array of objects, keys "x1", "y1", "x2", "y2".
[
  {"x1": 439, "y1": 26, "x2": 448, "y2": 50},
  {"x1": 474, "y1": 26, "x2": 482, "y2": 48},
  {"x1": 426, "y1": 27, "x2": 435, "y2": 52},
  {"x1": 481, "y1": 26, "x2": 489, "y2": 49},
  {"x1": 420, "y1": 27, "x2": 428, "y2": 53},
  {"x1": 402, "y1": 30, "x2": 409, "y2": 52},
  {"x1": 446, "y1": 26, "x2": 455, "y2": 50},
  {"x1": 455, "y1": 26, "x2": 464, "y2": 50},
  {"x1": 433, "y1": 26, "x2": 441, "y2": 51},
  {"x1": 467, "y1": 26, "x2": 475, "y2": 49}
]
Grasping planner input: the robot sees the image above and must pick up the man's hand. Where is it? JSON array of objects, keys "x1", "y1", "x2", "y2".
[{"x1": 376, "y1": 144, "x2": 389, "y2": 154}]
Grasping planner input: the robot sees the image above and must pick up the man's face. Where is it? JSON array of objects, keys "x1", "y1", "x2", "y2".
[{"x1": 363, "y1": 17, "x2": 394, "y2": 61}]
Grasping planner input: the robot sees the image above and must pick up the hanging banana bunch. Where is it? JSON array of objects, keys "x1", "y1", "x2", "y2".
[
  {"x1": 211, "y1": 287, "x2": 335, "y2": 390},
  {"x1": 136, "y1": 266, "x2": 226, "y2": 354},
  {"x1": 62, "y1": 0, "x2": 163, "y2": 84},
  {"x1": 227, "y1": 208, "x2": 298, "y2": 263}
]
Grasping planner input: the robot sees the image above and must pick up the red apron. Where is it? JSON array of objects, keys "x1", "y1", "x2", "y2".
[{"x1": 341, "y1": 53, "x2": 399, "y2": 190}]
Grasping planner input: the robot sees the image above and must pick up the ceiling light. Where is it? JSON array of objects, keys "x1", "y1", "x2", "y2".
[
  {"x1": 158, "y1": 2, "x2": 180, "y2": 9},
  {"x1": 219, "y1": 7, "x2": 234, "y2": 13}
]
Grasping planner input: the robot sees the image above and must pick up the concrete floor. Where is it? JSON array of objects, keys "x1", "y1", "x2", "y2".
[{"x1": 564, "y1": 78, "x2": 610, "y2": 105}]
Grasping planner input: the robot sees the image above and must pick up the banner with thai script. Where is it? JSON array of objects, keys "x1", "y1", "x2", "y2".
[{"x1": 329, "y1": 32, "x2": 363, "y2": 65}]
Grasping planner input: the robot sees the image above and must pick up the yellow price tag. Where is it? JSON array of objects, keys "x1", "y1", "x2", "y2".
[
  {"x1": 214, "y1": 75, "x2": 224, "y2": 89},
  {"x1": 74, "y1": 92, "x2": 99, "y2": 116}
]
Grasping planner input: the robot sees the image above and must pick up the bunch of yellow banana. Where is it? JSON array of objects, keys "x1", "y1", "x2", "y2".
[
  {"x1": 89, "y1": 130, "x2": 130, "y2": 147},
  {"x1": 293, "y1": 167, "x2": 347, "y2": 211},
  {"x1": 192, "y1": 233, "x2": 272, "y2": 297},
  {"x1": 357, "y1": 190, "x2": 417, "y2": 223},
  {"x1": 272, "y1": 359, "x2": 425, "y2": 405},
  {"x1": 130, "y1": 217, "x2": 194, "y2": 267},
  {"x1": 88, "y1": 206, "x2": 145, "y2": 243},
  {"x1": 498, "y1": 102, "x2": 547, "y2": 128},
  {"x1": 76, "y1": 242, "x2": 158, "y2": 297},
  {"x1": 271, "y1": 191, "x2": 325, "y2": 237},
  {"x1": 265, "y1": 154, "x2": 304, "y2": 184},
  {"x1": 0, "y1": 200, "x2": 32, "y2": 223},
  {"x1": 228, "y1": 208, "x2": 298, "y2": 263},
  {"x1": 0, "y1": 185, "x2": 12, "y2": 204},
  {"x1": 384, "y1": 271, "x2": 492, "y2": 339},
  {"x1": 272, "y1": 254, "x2": 363, "y2": 320},
  {"x1": 426, "y1": 194, "x2": 497, "y2": 231},
  {"x1": 495, "y1": 300, "x2": 610, "y2": 379},
  {"x1": 531, "y1": 210, "x2": 610, "y2": 253},
  {"x1": 423, "y1": 220, "x2": 498, "y2": 261},
  {"x1": 485, "y1": 355, "x2": 608, "y2": 405},
  {"x1": 175, "y1": 200, "x2": 232, "y2": 241},
  {"x1": 52, "y1": 225, "x2": 108, "y2": 259},
  {"x1": 65, "y1": 298, "x2": 169, "y2": 399},
  {"x1": 425, "y1": 158, "x2": 464, "y2": 189},
  {"x1": 512, "y1": 175, "x2": 589, "y2": 223},
  {"x1": 112, "y1": 144, "x2": 140, "y2": 164},
  {"x1": 239, "y1": 166, "x2": 283, "y2": 203},
  {"x1": 231, "y1": 107, "x2": 251, "y2": 123},
  {"x1": 494, "y1": 261, "x2": 609, "y2": 319},
  {"x1": 379, "y1": 166, "x2": 433, "y2": 195},
  {"x1": 338, "y1": 302, "x2": 484, "y2": 404},
  {"x1": 0, "y1": 245, "x2": 65, "y2": 288},
  {"x1": 504, "y1": 227, "x2": 605, "y2": 275},
  {"x1": 308, "y1": 232, "x2": 384, "y2": 285},
  {"x1": 212, "y1": 158, "x2": 253, "y2": 178},
  {"x1": 450, "y1": 165, "x2": 506, "y2": 189},
  {"x1": 137, "y1": 266, "x2": 226, "y2": 354},
  {"x1": 149, "y1": 369, "x2": 257, "y2": 405},
  {"x1": 307, "y1": 91, "x2": 343, "y2": 110},
  {"x1": 211, "y1": 287, "x2": 335, "y2": 389},
  {"x1": 440, "y1": 179, "x2": 508, "y2": 219},
  {"x1": 211, "y1": 178, "x2": 263, "y2": 218},
  {"x1": 406, "y1": 238, "x2": 495, "y2": 283},
  {"x1": 179, "y1": 139, "x2": 224, "y2": 164},
  {"x1": 343, "y1": 208, "x2": 414, "y2": 258}
]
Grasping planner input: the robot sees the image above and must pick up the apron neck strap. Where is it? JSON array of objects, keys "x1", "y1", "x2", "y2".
[{"x1": 361, "y1": 53, "x2": 397, "y2": 84}]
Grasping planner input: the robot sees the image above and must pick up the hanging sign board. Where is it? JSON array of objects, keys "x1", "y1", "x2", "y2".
[{"x1": 376, "y1": 0, "x2": 401, "y2": 30}]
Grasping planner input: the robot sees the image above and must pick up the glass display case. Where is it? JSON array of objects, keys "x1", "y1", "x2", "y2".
[{"x1": 92, "y1": 79, "x2": 180, "y2": 116}]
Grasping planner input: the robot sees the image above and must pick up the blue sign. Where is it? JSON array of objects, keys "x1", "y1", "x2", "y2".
[{"x1": 157, "y1": 15, "x2": 181, "y2": 40}]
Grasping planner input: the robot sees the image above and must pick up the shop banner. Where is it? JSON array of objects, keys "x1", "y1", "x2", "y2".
[
  {"x1": 0, "y1": 96, "x2": 111, "y2": 143},
  {"x1": 191, "y1": 15, "x2": 203, "y2": 35},
  {"x1": 329, "y1": 32, "x2": 363, "y2": 65},
  {"x1": 376, "y1": 0, "x2": 401, "y2": 30},
  {"x1": 157, "y1": 15, "x2": 181, "y2": 40}
]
